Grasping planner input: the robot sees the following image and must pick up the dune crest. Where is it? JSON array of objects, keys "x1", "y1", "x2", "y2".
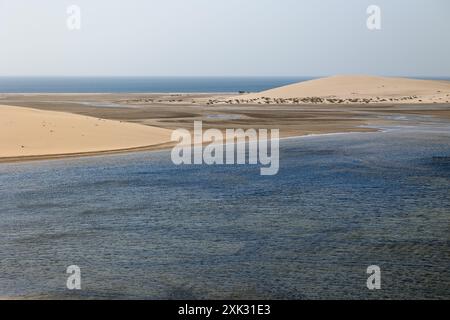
[
  {"x1": 0, "y1": 105, "x2": 173, "y2": 160},
  {"x1": 231, "y1": 75, "x2": 450, "y2": 104}
]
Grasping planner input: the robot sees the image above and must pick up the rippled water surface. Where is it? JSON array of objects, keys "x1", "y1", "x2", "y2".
[{"x1": 0, "y1": 123, "x2": 449, "y2": 299}]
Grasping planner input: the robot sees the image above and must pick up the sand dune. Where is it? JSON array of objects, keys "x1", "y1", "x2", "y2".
[
  {"x1": 237, "y1": 75, "x2": 450, "y2": 104},
  {"x1": 0, "y1": 105, "x2": 173, "y2": 160}
]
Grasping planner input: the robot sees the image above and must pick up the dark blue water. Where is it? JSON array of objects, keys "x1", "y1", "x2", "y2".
[
  {"x1": 0, "y1": 125, "x2": 449, "y2": 299},
  {"x1": 0, "y1": 77, "x2": 311, "y2": 93}
]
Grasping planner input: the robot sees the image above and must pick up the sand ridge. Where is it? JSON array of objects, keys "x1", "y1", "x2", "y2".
[
  {"x1": 0, "y1": 104, "x2": 173, "y2": 159},
  {"x1": 226, "y1": 75, "x2": 450, "y2": 104}
]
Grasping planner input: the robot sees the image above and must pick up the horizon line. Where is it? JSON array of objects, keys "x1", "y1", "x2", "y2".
[{"x1": 0, "y1": 75, "x2": 449, "y2": 79}]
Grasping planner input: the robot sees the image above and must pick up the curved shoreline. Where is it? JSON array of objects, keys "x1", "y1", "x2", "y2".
[
  {"x1": 0, "y1": 129, "x2": 379, "y2": 165},
  {"x1": 0, "y1": 141, "x2": 176, "y2": 164},
  {"x1": 0, "y1": 104, "x2": 175, "y2": 164}
]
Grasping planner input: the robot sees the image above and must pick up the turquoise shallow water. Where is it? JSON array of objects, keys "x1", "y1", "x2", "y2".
[{"x1": 0, "y1": 122, "x2": 449, "y2": 299}]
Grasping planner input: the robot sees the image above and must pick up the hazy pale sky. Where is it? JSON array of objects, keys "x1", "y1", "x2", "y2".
[{"x1": 0, "y1": 0, "x2": 448, "y2": 77}]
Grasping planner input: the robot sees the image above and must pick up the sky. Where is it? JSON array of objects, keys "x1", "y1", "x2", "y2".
[{"x1": 0, "y1": 0, "x2": 449, "y2": 77}]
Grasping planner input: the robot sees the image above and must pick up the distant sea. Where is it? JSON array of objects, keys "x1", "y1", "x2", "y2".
[
  {"x1": 0, "y1": 76, "x2": 448, "y2": 94},
  {"x1": 0, "y1": 77, "x2": 313, "y2": 93}
]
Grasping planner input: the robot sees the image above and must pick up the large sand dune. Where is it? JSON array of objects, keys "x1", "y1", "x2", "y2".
[
  {"x1": 0, "y1": 105, "x2": 173, "y2": 160},
  {"x1": 238, "y1": 75, "x2": 450, "y2": 104}
]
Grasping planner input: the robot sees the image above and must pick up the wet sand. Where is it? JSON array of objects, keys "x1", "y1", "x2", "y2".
[{"x1": 1, "y1": 93, "x2": 449, "y2": 163}]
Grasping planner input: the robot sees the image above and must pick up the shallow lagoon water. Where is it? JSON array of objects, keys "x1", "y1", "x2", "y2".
[{"x1": 0, "y1": 123, "x2": 449, "y2": 299}]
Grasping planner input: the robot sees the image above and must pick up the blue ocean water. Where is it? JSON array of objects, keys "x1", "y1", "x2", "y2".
[
  {"x1": 0, "y1": 77, "x2": 448, "y2": 94},
  {"x1": 0, "y1": 77, "x2": 311, "y2": 93},
  {"x1": 0, "y1": 122, "x2": 449, "y2": 299}
]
